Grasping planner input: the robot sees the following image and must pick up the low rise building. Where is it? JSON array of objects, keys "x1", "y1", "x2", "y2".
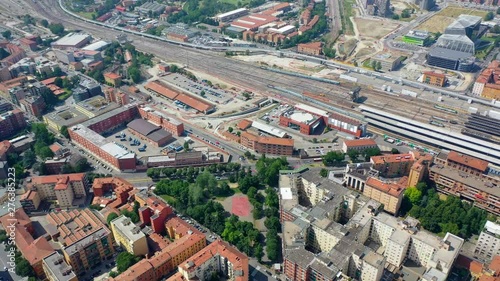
[
  {"x1": 279, "y1": 105, "x2": 324, "y2": 135},
  {"x1": 297, "y1": 42, "x2": 323, "y2": 56},
  {"x1": 111, "y1": 215, "x2": 148, "y2": 256},
  {"x1": 422, "y1": 71, "x2": 447, "y2": 87},
  {"x1": 342, "y1": 139, "x2": 378, "y2": 153},
  {"x1": 51, "y1": 33, "x2": 92, "y2": 49},
  {"x1": 370, "y1": 153, "x2": 415, "y2": 178},
  {"x1": 127, "y1": 119, "x2": 173, "y2": 147},
  {"x1": 371, "y1": 53, "x2": 403, "y2": 71},
  {"x1": 240, "y1": 131, "x2": 294, "y2": 156},
  {"x1": 138, "y1": 106, "x2": 184, "y2": 136},
  {"x1": 104, "y1": 72, "x2": 122, "y2": 87},
  {"x1": 147, "y1": 150, "x2": 223, "y2": 168},
  {"x1": 402, "y1": 30, "x2": 431, "y2": 46}
]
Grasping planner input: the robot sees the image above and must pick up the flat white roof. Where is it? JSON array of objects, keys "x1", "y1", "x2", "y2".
[
  {"x1": 280, "y1": 187, "x2": 293, "y2": 200},
  {"x1": 82, "y1": 40, "x2": 110, "y2": 51},
  {"x1": 53, "y1": 33, "x2": 90, "y2": 46},
  {"x1": 100, "y1": 143, "x2": 135, "y2": 159},
  {"x1": 485, "y1": 221, "x2": 500, "y2": 235},
  {"x1": 295, "y1": 103, "x2": 329, "y2": 117},
  {"x1": 216, "y1": 8, "x2": 248, "y2": 19},
  {"x1": 148, "y1": 155, "x2": 175, "y2": 163},
  {"x1": 252, "y1": 121, "x2": 287, "y2": 138},
  {"x1": 290, "y1": 112, "x2": 315, "y2": 124}
]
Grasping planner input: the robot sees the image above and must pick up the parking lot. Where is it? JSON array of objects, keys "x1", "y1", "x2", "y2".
[{"x1": 161, "y1": 73, "x2": 234, "y2": 105}]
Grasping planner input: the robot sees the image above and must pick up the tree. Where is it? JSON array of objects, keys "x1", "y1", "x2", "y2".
[
  {"x1": 434, "y1": 32, "x2": 442, "y2": 40},
  {"x1": 200, "y1": 90, "x2": 206, "y2": 97},
  {"x1": 15, "y1": 257, "x2": 34, "y2": 277},
  {"x1": 264, "y1": 216, "x2": 281, "y2": 232},
  {"x1": 363, "y1": 147, "x2": 381, "y2": 161},
  {"x1": 485, "y1": 11, "x2": 495, "y2": 21},
  {"x1": 322, "y1": 151, "x2": 345, "y2": 166},
  {"x1": 320, "y1": 168, "x2": 328, "y2": 178},
  {"x1": 109, "y1": 271, "x2": 119, "y2": 278},
  {"x1": 40, "y1": 19, "x2": 49, "y2": 28},
  {"x1": 116, "y1": 252, "x2": 141, "y2": 273},
  {"x1": 371, "y1": 60, "x2": 377, "y2": 69},
  {"x1": 128, "y1": 66, "x2": 141, "y2": 83},
  {"x1": 52, "y1": 67, "x2": 63, "y2": 77},
  {"x1": 401, "y1": 9, "x2": 411, "y2": 18},
  {"x1": 106, "y1": 213, "x2": 119, "y2": 225},
  {"x1": 347, "y1": 149, "x2": 360, "y2": 161},
  {"x1": 48, "y1": 23, "x2": 65, "y2": 35},
  {"x1": 74, "y1": 158, "x2": 90, "y2": 172},
  {"x1": 60, "y1": 125, "x2": 69, "y2": 139},
  {"x1": 255, "y1": 244, "x2": 264, "y2": 262},
  {"x1": 121, "y1": 209, "x2": 139, "y2": 223},
  {"x1": 392, "y1": 14, "x2": 400, "y2": 20},
  {"x1": 1, "y1": 30, "x2": 12, "y2": 40},
  {"x1": 183, "y1": 141, "x2": 190, "y2": 151},
  {"x1": 405, "y1": 187, "x2": 422, "y2": 205},
  {"x1": 391, "y1": 148, "x2": 400, "y2": 154},
  {"x1": 54, "y1": 77, "x2": 63, "y2": 87},
  {"x1": 22, "y1": 150, "x2": 37, "y2": 169},
  {"x1": 376, "y1": 61, "x2": 382, "y2": 71},
  {"x1": 228, "y1": 127, "x2": 233, "y2": 133}
]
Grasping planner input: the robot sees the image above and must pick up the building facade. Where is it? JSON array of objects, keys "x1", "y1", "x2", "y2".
[
  {"x1": 475, "y1": 221, "x2": 500, "y2": 261},
  {"x1": 111, "y1": 215, "x2": 149, "y2": 256}
]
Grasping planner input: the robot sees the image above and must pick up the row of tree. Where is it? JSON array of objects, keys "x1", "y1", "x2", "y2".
[
  {"x1": 402, "y1": 182, "x2": 491, "y2": 239},
  {"x1": 322, "y1": 147, "x2": 381, "y2": 166}
]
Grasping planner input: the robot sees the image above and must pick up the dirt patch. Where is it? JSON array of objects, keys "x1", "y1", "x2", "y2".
[
  {"x1": 355, "y1": 48, "x2": 374, "y2": 58},
  {"x1": 416, "y1": 6, "x2": 487, "y2": 33},
  {"x1": 354, "y1": 18, "x2": 400, "y2": 40}
]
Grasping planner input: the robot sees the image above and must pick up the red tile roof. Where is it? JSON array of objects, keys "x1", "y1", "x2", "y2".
[
  {"x1": 371, "y1": 153, "x2": 414, "y2": 164},
  {"x1": 366, "y1": 177, "x2": 406, "y2": 197},
  {"x1": 423, "y1": 71, "x2": 446, "y2": 79},
  {"x1": 144, "y1": 80, "x2": 179, "y2": 100},
  {"x1": 41, "y1": 76, "x2": 66, "y2": 85},
  {"x1": 175, "y1": 93, "x2": 214, "y2": 113},
  {"x1": 237, "y1": 119, "x2": 253, "y2": 130},
  {"x1": 344, "y1": 139, "x2": 377, "y2": 147},
  {"x1": 489, "y1": 255, "x2": 500, "y2": 274},
  {"x1": 447, "y1": 151, "x2": 489, "y2": 172},
  {"x1": 104, "y1": 72, "x2": 121, "y2": 80},
  {"x1": 31, "y1": 173, "x2": 86, "y2": 185}
]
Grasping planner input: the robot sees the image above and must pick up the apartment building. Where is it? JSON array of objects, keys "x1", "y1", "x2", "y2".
[
  {"x1": 21, "y1": 173, "x2": 89, "y2": 210},
  {"x1": 240, "y1": 131, "x2": 294, "y2": 156},
  {"x1": 342, "y1": 139, "x2": 378, "y2": 153},
  {"x1": 136, "y1": 193, "x2": 173, "y2": 234},
  {"x1": 0, "y1": 109, "x2": 26, "y2": 141},
  {"x1": 111, "y1": 215, "x2": 148, "y2": 256},
  {"x1": 43, "y1": 252, "x2": 77, "y2": 281},
  {"x1": 62, "y1": 227, "x2": 114, "y2": 275},
  {"x1": 475, "y1": 221, "x2": 500, "y2": 261},
  {"x1": 176, "y1": 240, "x2": 249, "y2": 281},
  {"x1": 280, "y1": 170, "x2": 464, "y2": 281},
  {"x1": 363, "y1": 177, "x2": 406, "y2": 214},
  {"x1": 370, "y1": 153, "x2": 415, "y2": 178}
]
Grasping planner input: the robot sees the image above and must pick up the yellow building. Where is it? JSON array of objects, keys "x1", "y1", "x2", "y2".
[
  {"x1": 363, "y1": 177, "x2": 406, "y2": 215},
  {"x1": 111, "y1": 215, "x2": 149, "y2": 256}
]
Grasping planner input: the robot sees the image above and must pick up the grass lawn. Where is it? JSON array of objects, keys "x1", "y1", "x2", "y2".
[
  {"x1": 57, "y1": 90, "x2": 72, "y2": 101},
  {"x1": 160, "y1": 195, "x2": 177, "y2": 205},
  {"x1": 78, "y1": 12, "x2": 95, "y2": 19},
  {"x1": 341, "y1": 0, "x2": 355, "y2": 35},
  {"x1": 219, "y1": 0, "x2": 250, "y2": 5}
]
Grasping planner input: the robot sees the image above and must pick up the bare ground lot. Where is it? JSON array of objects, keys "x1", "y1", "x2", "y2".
[
  {"x1": 354, "y1": 18, "x2": 400, "y2": 39},
  {"x1": 416, "y1": 6, "x2": 488, "y2": 33}
]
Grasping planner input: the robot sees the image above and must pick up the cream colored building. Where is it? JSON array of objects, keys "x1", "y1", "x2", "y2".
[
  {"x1": 363, "y1": 177, "x2": 405, "y2": 215},
  {"x1": 27, "y1": 173, "x2": 88, "y2": 208},
  {"x1": 474, "y1": 221, "x2": 500, "y2": 261},
  {"x1": 359, "y1": 251, "x2": 385, "y2": 281},
  {"x1": 111, "y1": 215, "x2": 148, "y2": 256}
]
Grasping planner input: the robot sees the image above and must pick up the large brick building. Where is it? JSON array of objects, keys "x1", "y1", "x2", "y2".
[
  {"x1": 279, "y1": 105, "x2": 324, "y2": 135},
  {"x1": 68, "y1": 103, "x2": 139, "y2": 171},
  {"x1": 422, "y1": 71, "x2": 447, "y2": 87},
  {"x1": 297, "y1": 42, "x2": 323, "y2": 56},
  {"x1": 472, "y1": 60, "x2": 500, "y2": 100},
  {"x1": 138, "y1": 105, "x2": 184, "y2": 136}
]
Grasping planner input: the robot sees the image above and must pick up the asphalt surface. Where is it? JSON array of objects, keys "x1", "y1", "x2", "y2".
[{"x1": 0, "y1": 244, "x2": 21, "y2": 281}]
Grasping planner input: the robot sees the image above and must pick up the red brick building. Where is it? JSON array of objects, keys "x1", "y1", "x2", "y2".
[
  {"x1": 240, "y1": 131, "x2": 294, "y2": 156},
  {"x1": 0, "y1": 109, "x2": 27, "y2": 141},
  {"x1": 137, "y1": 194, "x2": 173, "y2": 234},
  {"x1": 279, "y1": 107, "x2": 323, "y2": 135},
  {"x1": 138, "y1": 106, "x2": 184, "y2": 136},
  {"x1": 297, "y1": 42, "x2": 323, "y2": 56}
]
